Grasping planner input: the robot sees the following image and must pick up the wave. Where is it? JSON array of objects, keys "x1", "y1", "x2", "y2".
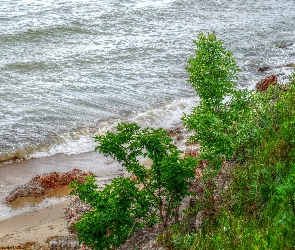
[
  {"x1": 2, "y1": 60, "x2": 59, "y2": 73},
  {"x1": 0, "y1": 97, "x2": 199, "y2": 165},
  {"x1": 0, "y1": 23, "x2": 93, "y2": 43},
  {"x1": 134, "y1": 0, "x2": 175, "y2": 8}
]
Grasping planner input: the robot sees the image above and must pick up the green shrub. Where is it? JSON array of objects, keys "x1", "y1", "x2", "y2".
[
  {"x1": 185, "y1": 32, "x2": 240, "y2": 108},
  {"x1": 182, "y1": 32, "x2": 292, "y2": 168},
  {"x1": 94, "y1": 123, "x2": 197, "y2": 227},
  {"x1": 182, "y1": 32, "x2": 258, "y2": 167},
  {"x1": 70, "y1": 123, "x2": 197, "y2": 249},
  {"x1": 70, "y1": 176, "x2": 151, "y2": 249}
]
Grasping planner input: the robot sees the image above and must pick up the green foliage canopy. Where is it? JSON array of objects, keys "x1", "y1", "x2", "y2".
[
  {"x1": 70, "y1": 123, "x2": 197, "y2": 249},
  {"x1": 186, "y1": 32, "x2": 240, "y2": 108}
]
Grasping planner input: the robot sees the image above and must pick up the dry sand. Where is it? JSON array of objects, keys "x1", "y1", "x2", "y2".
[{"x1": 0, "y1": 199, "x2": 71, "y2": 247}]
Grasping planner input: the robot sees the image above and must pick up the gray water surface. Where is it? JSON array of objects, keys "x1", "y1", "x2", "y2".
[{"x1": 0, "y1": 0, "x2": 294, "y2": 161}]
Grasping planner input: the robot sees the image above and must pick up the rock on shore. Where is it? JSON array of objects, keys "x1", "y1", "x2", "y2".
[{"x1": 6, "y1": 168, "x2": 93, "y2": 203}]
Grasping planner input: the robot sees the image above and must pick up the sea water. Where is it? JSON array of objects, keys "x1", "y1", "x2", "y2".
[{"x1": 1, "y1": 0, "x2": 294, "y2": 161}]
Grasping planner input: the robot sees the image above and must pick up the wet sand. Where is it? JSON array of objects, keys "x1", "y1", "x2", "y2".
[
  {"x1": 0, "y1": 151, "x2": 125, "y2": 247},
  {"x1": 8, "y1": 186, "x2": 73, "y2": 209},
  {"x1": 0, "y1": 151, "x2": 124, "y2": 218}
]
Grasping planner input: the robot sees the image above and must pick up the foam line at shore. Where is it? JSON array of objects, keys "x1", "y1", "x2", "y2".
[{"x1": 0, "y1": 97, "x2": 199, "y2": 164}]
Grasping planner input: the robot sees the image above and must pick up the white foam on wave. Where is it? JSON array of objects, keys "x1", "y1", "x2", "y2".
[
  {"x1": 28, "y1": 97, "x2": 199, "y2": 159},
  {"x1": 134, "y1": 0, "x2": 175, "y2": 9},
  {"x1": 29, "y1": 136, "x2": 97, "y2": 159},
  {"x1": 29, "y1": 121, "x2": 119, "y2": 159},
  {"x1": 130, "y1": 97, "x2": 200, "y2": 129},
  {"x1": 274, "y1": 66, "x2": 295, "y2": 84}
]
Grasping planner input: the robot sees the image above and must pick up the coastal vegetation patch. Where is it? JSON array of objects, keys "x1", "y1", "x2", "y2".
[{"x1": 70, "y1": 32, "x2": 295, "y2": 250}]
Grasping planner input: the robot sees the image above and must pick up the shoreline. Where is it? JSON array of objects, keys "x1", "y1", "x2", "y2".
[
  {"x1": 0, "y1": 151, "x2": 124, "y2": 220},
  {"x1": 0, "y1": 158, "x2": 154, "y2": 248},
  {"x1": 0, "y1": 126, "x2": 183, "y2": 247}
]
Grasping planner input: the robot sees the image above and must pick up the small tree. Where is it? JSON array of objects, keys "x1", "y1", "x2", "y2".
[
  {"x1": 70, "y1": 123, "x2": 197, "y2": 249},
  {"x1": 70, "y1": 176, "x2": 151, "y2": 249},
  {"x1": 186, "y1": 32, "x2": 240, "y2": 108},
  {"x1": 94, "y1": 123, "x2": 197, "y2": 226},
  {"x1": 182, "y1": 32, "x2": 253, "y2": 166}
]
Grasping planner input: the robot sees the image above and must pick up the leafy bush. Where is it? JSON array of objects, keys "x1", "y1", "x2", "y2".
[
  {"x1": 182, "y1": 32, "x2": 286, "y2": 167},
  {"x1": 94, "y1": 123, "x2": 197, "y2": 226},
  {"x1": 182, "y1": 32, "x2": 255, "y2": 167},
  {"x1": 70, "y1": 123, "x2": 197, "y2": 249},
  {"x1": 70, "y1": 176, "x2": 150, "y2": 249},
  {"x1": 185, "y1": 32, "x2": 240, "y2": 108}
]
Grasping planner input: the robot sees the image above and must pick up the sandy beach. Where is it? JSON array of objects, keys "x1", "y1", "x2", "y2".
[
  {"x1": 0, "y1": 151, "x2": 126, "y2": 248},
  {"x1": 0, "y1": 150, "x2": 155, "y2": 248},
  {"x1": 0, "y1": 199, "x2": 72, "y2": 247}
]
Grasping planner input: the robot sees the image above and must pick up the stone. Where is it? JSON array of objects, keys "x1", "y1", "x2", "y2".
[
  {"x1": 256, "y1": 75, "x2": 277, "y2": 92},
  {"x1": 64, "y1": 198, "x2": 92, "y2": 234},
  {"x1": 6, "y1": 168, "x2": 93, "y2": 203}
]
